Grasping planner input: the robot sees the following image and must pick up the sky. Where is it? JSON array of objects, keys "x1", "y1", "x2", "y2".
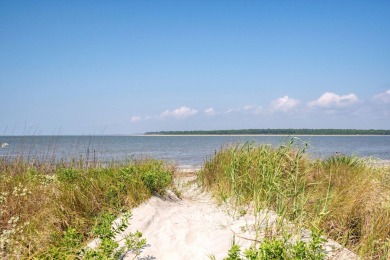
[{"x1": 1, "y1": 1, "x2": 390, "y2": 135}]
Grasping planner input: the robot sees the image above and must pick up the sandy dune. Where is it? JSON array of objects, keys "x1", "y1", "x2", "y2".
[
  {"x1": 119, "y1": 177, "x2": 255, "y2": 259},
  {"x1": 91, "y1": 174, "x2": 358, "y2": 259}
]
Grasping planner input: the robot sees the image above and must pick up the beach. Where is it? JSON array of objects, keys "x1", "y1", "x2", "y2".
[
  {"x1": 88, "y1": 171, "x2": 358, "y2": 260},
  {"x1": 2, "y1": 142, "x2": 388, "y2": 258}
]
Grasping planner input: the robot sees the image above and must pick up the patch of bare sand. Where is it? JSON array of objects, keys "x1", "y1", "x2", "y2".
[{"x1": 104, "y1": 173, "x2": 358, "y2": 259}]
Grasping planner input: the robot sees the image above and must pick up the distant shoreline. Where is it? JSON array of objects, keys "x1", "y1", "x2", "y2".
[
  {"x1": 144, "y1": 129, "x2": 390, "y2": 136},
  {"x1": 2, "y1": 134, "x2": 390, "y2": 137},
  {"x1": 141, "y1": 134, "x2": 390, "y2": 137}
]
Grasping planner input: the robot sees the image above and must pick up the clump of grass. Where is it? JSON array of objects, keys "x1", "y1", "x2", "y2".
[
  {"x1": 199, "y1": 141, "x2": 390, "y2": 258},
  {"x1": 200, "y1": 140, "x2": 309, "y2": 218},
  {"x1": 0, "y1": 157, "x2": 174, "y2": 258}
]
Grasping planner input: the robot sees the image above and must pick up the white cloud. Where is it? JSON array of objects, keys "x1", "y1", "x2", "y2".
[
  {"x1": 308, "y1": 92, "x2": 359, "y2": 108},
  {"x1": 373, "y1": 89, "x2": 390, "y2": 104},
  {"x1": 204, "y1": 108, "x2": 216, "y2": 116},
  {"x1": 271, "y1": 96, "x2": 300, "y2": 112},
  {"x1": 160, "y1": 106, "x2": 198, "y2": 119},
  {"x1": 225, "y1": 108, "x2": 238, "y2": 114},
  {"x1": 225, "y1": 105, "x2": 263, "y2": 115},
  {"x1": 131, "y1": 116, "x2": 142, "y2": 123}
]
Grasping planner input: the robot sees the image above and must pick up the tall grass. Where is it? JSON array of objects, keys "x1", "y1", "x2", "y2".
[
  {"x1": 0, "y1": 157, "x2": 174, "y2": 259},
  {"x1": 199, "y1": 141, "x2": 390, "y2": 258}
]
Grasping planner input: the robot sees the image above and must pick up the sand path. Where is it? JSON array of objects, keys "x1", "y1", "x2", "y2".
[
  {"x1": 108, "y1": 174, "x2": 358, "y2": 259},
  {"x1": 120, "y1": 175, "x2": 254, "y2": 259}
]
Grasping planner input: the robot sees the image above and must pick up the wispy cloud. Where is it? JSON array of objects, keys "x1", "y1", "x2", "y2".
[
  {"x1": 160, "y1": 106, "x2": 198, "y2": 119},
  {"x1": 131, "y1": 106, "x2": 199, "y2": 122},
  {"x1": 204, "y1": 107, "x2": 216, "y2": 116},
  {"x1": 225, "y1": 105, "x2": 262, "y2": 115},
  {"x1": 271, "y1": 96, "x2": 300, "y2": 112},
  {"x1": 131, "y1": 116, "x2": 142, "y2": 123},
  {"x1": 308, "y1": 92, "x2": 359, "y2": 108},
  {"x1": 373, "y1": 89, "x2": 390, "y2": 104}
]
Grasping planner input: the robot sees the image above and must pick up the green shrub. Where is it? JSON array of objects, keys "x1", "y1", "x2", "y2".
[
  {"x1": 82, "y1": 211, "x2": 146, "y2": 260},
  {"x1": 56, "y1": 168, "x2": 82, "y2": 183},
  {"x1": 224, "y1": 230, "x2": 326, "y2": 260},
  {"x1": 140, "y1": 170, "x2": 172, "y2": 194}
]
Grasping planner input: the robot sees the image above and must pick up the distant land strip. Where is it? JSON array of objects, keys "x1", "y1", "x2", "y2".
[{"x1": 145, "y1": 129, "x2": 390, "y2": 135}]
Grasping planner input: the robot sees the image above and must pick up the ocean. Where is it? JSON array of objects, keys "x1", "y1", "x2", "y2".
[{"x1": 1, "y1": 135, "x2": 389, "y2": 168}]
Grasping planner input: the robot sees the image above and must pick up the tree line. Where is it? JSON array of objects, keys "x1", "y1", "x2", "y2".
[{"x1": 145, "y1": 129, "x2": 390, "y2": 135}]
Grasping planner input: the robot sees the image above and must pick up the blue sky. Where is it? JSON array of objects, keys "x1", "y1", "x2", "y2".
[{"x1": 1, "y1": 1, "x2": 389, "y2": 135}]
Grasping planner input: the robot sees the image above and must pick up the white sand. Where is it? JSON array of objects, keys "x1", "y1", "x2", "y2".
[
  {"x1": 119, "y1": 176, "x2": 257, "y2": 259},
  {"x1": 90, "y1": 173, "x2": 358, "y2": 259}
]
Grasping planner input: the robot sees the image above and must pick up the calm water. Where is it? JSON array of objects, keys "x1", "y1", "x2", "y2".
[{"x1": 1, "y1": 135, "x2": 390, "y2": 168}]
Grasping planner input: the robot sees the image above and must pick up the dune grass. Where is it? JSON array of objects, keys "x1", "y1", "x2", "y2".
[
  {"x1": 199, "y1": 141, "x2": 390, "y2": 259},
  {"x1": 0, "y1": 157, "x2": 174, "y2": 259}
]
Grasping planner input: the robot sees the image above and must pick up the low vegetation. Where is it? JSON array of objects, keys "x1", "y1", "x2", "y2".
[
  {"x1": 0, "y1": 157, "x2": 174, "y2": 259},
  {"x1": 2, "y1": 139, "x2": 389, "y2": 259},
  {"x1": 199, "y1": 140, "x2": 390, "y2": 259},
  {"x1": 223, "y1": 229, "x2": 327, "y2": 260}
]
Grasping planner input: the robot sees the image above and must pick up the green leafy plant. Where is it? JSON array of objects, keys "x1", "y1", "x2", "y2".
[
  {"x1": 56, "y1": 168, "x2": 82, "y2": 182},
  {"x1": 124, "y1": 231, "x2": 147, "y2": 257},
  {"x1": 82, "y1": 211, "x2": 147, "y2": 260},
  {"x1": 225, "y1": 243, "x2": 242, "y2": 260},
  {"x1": 140, "y1": 170, "x2": 172, "y2": 194},
  {"x1": 224, "y1": 229, "x2": 326, "y2": 260}
]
